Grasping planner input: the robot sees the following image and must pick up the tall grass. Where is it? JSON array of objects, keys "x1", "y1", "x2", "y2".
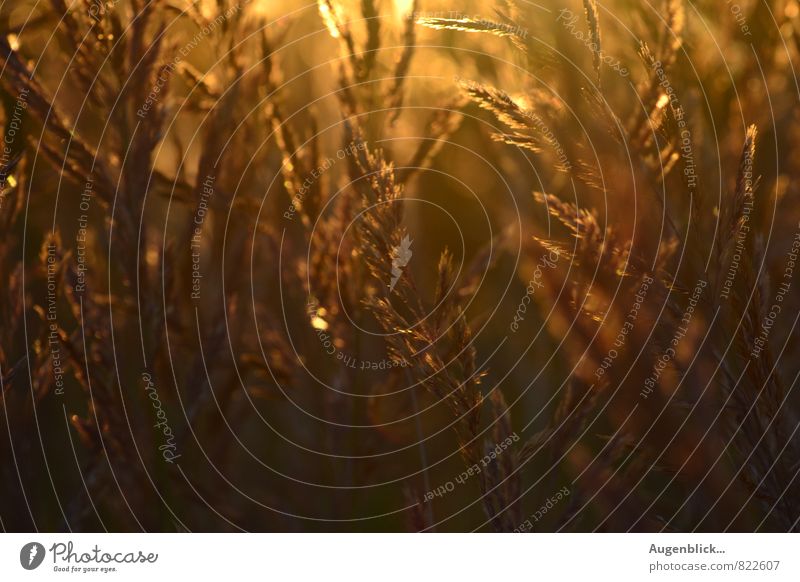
[{"x1": 1, "y1": 0, "x2": 799, "y2": 532}]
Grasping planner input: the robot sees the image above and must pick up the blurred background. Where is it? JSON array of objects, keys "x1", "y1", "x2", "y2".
[{"x1": 1, "y1": 0, "x2": 800, "y2": 532}]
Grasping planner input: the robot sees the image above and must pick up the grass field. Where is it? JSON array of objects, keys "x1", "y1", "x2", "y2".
[{"x1": 1, "y1": 0, "x2": 800, "y2": 532}]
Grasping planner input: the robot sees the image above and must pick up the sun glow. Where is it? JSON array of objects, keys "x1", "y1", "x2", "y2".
[
  {"x1": 318, "y1": 0, "x2": 342, "y2": 39},
  {"x1": 393, "y1": 0, "x2": 415, "y2": 18}
]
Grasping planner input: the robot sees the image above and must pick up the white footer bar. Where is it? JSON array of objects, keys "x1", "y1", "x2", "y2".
[{"x1": 1, "y1": 534, "x2": 797, "y2": 580}]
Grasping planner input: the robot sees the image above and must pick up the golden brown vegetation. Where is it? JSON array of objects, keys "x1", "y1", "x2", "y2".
[{"x1": 1, "y1": 0, "x2": 800, "y2": 532}]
